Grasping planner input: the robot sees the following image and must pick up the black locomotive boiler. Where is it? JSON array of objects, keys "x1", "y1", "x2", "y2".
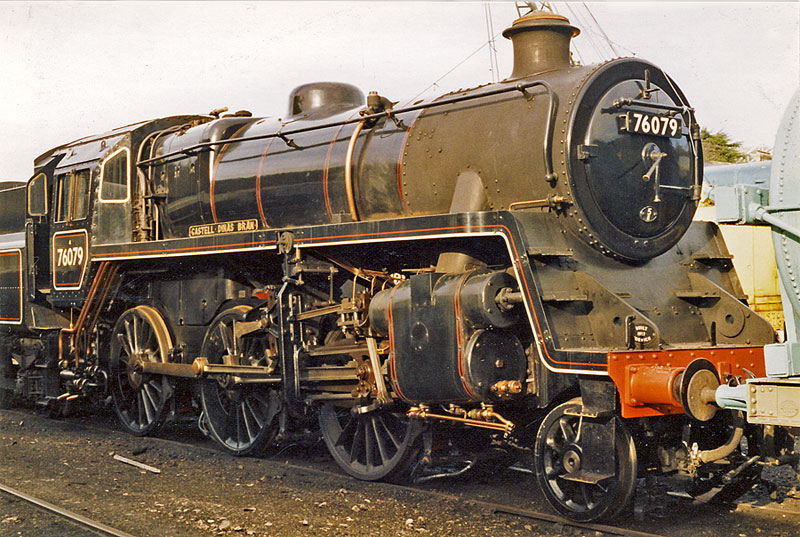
[{"x1": 0, "y1": 12, "x2": 790, "y2": 521}]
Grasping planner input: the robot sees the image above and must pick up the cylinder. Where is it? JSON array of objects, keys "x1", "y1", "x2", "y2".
[{"x1": 459, "y1": 271, "x2": 518, "y2": 329}]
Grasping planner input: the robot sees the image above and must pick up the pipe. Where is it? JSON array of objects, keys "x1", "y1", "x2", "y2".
[
  {"x1": 344, "y1": 119, "x2": 366, "y2": 222},
  {"x1": 407, "y1": 405, "x2": 515, "y2": 434},
  {"x1": 696, "y1": 411, "x2": 745, "y2": 463},
  {"x1": 753, "y1": 203, "x2": 800, "y2": 240}
]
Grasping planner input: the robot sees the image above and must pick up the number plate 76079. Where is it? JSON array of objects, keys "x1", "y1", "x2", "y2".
[{"x1": 620, "y1": 111, "x2": 682, "y2": 138}]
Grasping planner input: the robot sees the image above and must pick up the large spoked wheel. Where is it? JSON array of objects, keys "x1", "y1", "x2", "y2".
[
  {"x1": 109, "y1": 305, "x2": 174, "y2": 436},
  {"x1": 199, "y1": 306, "x2": 280, "y2": 456},
  {"x1": 318, "y1": 402, "x2": 423, "y2": 482},
  {"x1": 534, "y1": 398, "x2": 638, "y2": 522}
]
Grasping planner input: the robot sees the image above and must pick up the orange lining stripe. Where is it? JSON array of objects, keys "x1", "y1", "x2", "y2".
[
  {"x1": 210, "y1": 123, "x2": 250, "y2": 224},
  {"x1": 323, "y1": 124, "x2": 347, "y2": 223},
  {"x1": 386, "y1": 285, "x2": 409, "y2": 400},
  {"x1": 453, "y1": 272, "x2": 477, "y2": 398},
  {"x1": 255, "y1": 137, "x2": 276, "y2": 228}
]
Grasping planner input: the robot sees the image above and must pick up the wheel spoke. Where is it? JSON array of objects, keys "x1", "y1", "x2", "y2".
[
  {"x1": 219, "y1": 387, "x2": 233, "y2": 414},
  {"x1": 558, "y1": 417, "x2": 574, "y2": 443},
  {"x1": 124, "y1": 321, "x2": 136, "y2": 355},
  {"x1": 580, "y1": 484, "x2": 592, "y2": 509},
  {"x1": 143, "y1": 327, "x2": 155, "y2": 354},
  {"x1": 136, "y1": 390, "x2": 145, "y2": 426},
  {"x1": 349, "y1": 421, "x2": 365, "y2": 464},
  {"x1": 336, "y1": 415, "x2": 356, "y2": 448},
  {"x1": 371, "y1": 417, "x2": 390, "y2": 463},
  {"x1": 376, "y1": 415, "x2": 402, "y2": 450},
  {"x1": 365, "y1": 419, "x2": 376, "y2": 469},
  {"x1": 133, "y1": 315, "x2": 141, "y2": 352},
  {"x1": 244, "y1": 397, "x2": 265, "y2": 429},
  {"x1": 235, "y1": 404, "x2": 243, "y2": 447},
  {"x1": 148, "y1": 380, "x2": 163, "y2": 397},
  {"x1": 117, "y1": 333, "x2": 133, "y2": 359},
  {"x1": 141, "y1": 385, "x2": 156, "y2": 424},
  {"x1": 241, "y1": 402, "x2": 256, "y2": 443},
  {"x1": 545, "y1": 434, "x2": 561, "y2": 451}
]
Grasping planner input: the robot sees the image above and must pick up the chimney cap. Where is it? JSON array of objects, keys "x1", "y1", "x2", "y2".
[{"x1": 502, "y1": 12, "x2": 580, "y2": 39}]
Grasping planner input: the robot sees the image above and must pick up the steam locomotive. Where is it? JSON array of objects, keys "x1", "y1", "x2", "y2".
[{"x1": 0, "y1": 12, "x2": 792, "y2": 521}]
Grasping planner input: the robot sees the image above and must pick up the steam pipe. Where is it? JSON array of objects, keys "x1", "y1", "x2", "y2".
[{"x1": 344, "y1": 119, "x2": 366, "y2": 222}]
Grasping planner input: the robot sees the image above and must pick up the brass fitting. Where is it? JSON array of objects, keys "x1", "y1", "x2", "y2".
[{"x1": 490, "y1": 380, "x2": 523, "y2": 397}]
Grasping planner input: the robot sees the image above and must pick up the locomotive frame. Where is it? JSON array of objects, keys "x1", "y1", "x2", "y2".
[{"x1": 1, "y1": 11, "x2": 794, "y2": 522}]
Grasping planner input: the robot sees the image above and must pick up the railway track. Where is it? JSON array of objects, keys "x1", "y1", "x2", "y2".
[{"x1": 0, "y1": 483, "x2": 136, "y2": 537}]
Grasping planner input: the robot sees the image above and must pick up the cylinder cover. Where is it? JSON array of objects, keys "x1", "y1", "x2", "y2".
[{"x1": 369, "y1": 271, "x2": 526, "y2": 403}]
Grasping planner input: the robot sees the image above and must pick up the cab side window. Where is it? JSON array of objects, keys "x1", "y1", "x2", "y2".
[
  {"x1": 72, "y1": 170, "x2": 90, "y2": 219},
  {"x1": 56, "y1": 174, "x2": 73, "y2": 222},
  {"x1": 56, "y1": 170, "x2": 91, "y2": 222},
  {"x1": 100, "y1": 148, "x2": 130, "y2": 202},
  {"x1": 28, "y1": 172, "x2": 48, "y2": 216}
]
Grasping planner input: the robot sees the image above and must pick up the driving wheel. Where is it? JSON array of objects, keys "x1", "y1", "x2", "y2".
[
  {"x1": 318, "y1": 402, "x2": 423, "y2": 482},
  {"x1": 199, "y1": 306, "x2": 280, "y2": 456},
  {"x1": 109, "y1": 305, "x2": 173, "y2": 436}
]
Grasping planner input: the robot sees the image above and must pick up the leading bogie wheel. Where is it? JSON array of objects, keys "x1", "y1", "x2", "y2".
[
  {"x1": 533, "y1": 397, "x2": 638, "y2": 522},
  {"x1": 199, "y1": 306, "x2": 280, "y2": 456},
  {"x1": 318, "y1": 402, "x2": 423, "y2": 482},
  {"x1": 109, "y1": 305, "x2": 174, "y2": 436}
]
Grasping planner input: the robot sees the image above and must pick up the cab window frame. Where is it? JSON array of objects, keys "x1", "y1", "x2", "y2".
[
  {"x1": 27, "y1": 172, "x2": 48, "y2": 216},
  {"x1": 99, "y1": 147, "x2": 131, "y2": 203},
  {"x1": 55, "y1": 169, "x2": 92, "y2": 223}
]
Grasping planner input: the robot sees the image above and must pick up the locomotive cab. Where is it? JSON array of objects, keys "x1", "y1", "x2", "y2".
[{"x1": 23, "y1": 116, "x2": 209, "y2": 306}]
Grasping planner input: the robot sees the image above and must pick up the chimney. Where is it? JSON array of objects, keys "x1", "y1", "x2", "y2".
[{"x1": 502, "y1": 12, "x2": 580, "y2": 79}]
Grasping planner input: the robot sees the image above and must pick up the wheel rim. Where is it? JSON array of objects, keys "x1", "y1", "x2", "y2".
[
  {"x1": 318, "y1": 403, "x2": 422, "y2": 481},
  {"x1": 109, "y1": 306, "x2": 173, "y2": 436},
  {"x1": 200, "y1": 306, "x2": 279, "y2": 455},
  {"x1": 534, "y1": 399, "x2": 637, "y2": 522}
]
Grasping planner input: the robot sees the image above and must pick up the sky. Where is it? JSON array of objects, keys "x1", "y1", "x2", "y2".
[{"x1": 0, "y1": 1, "x2": 798, "y2": 182}]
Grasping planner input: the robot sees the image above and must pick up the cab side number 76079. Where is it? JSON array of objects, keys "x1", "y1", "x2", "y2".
[{"x1": 56, "y1": 246, "x2": 84, "y2": 267}]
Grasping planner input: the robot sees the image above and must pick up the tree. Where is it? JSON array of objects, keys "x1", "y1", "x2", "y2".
[{"x1": 701, "y1": 128, "x2": 748, "y2": 163}]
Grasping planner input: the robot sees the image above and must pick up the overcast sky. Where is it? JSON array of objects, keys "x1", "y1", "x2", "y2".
[{"x1": 1, "y1": 1, "x2": 798, "y2": 181}]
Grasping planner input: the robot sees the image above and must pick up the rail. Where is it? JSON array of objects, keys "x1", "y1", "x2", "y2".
[{"x1": 0, "y1": 483, "x2": 137, "y2": 537}]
